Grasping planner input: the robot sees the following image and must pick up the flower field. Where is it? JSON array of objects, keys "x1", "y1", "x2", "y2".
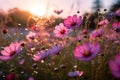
[{"x1": 0, "y1": 8, "x2": 120, "y2": 80}]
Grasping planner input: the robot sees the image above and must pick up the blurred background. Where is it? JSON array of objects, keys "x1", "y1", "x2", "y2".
[{"x1": 0, "y1": 0, "x2": 120, "y2": 27}]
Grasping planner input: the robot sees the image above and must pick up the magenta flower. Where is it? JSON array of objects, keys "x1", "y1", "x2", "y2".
[
  {"x1": 113, "y1": 22, "x2": 120, "y2": 32},
  {"x1": 54, "y1": 23, "x2": 70, "y2": 38},
  {"x1": 32, "y1": 50, "x2": 49, "y2": 61},
  {"x1": 64, "y1": 14, "x2": 82, "y2": 29},
  {"x1": 54, "y1": 9, "x2": 63, "y2": 15},
  {"x1": 74, "y1": 42, "x2": 100, "y2": 61},
  {"x1": 0, "y1": 42, "x2": 21, "y2": 61},
  {"x1": 90, "y1": 29, "x2": 104, "y2": 39},
  {"x1": 48, "y1": 44, "x2": 62, "y2": 56},
  {"x1": 26, "y1": 31, "x2": 37, "y2": 41},
  {"x1": 109, "y1": 53, "x2": 120, "y2": 78},
  {"x1": 67, "y1": 70, "x2": 84, "y2": 77}
]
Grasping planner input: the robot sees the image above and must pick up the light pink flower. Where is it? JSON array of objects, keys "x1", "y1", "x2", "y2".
[
  {"x1": 32, "y1": 50, "x2": 49, "y2": 61},
  {"x1": 28, "y1": 76, "x2": 34, "y2": 80},
  {"x1": 98, "y1": 19, "x2": 109, "y2": 26},
  {"x1": 48, "y1": 44, "x2": 62, "y2": 56},
  {"x1": 74, "y1": 42, "x2": 100, "y2": 61},
  {"x1": 26, "y1": 31, "x2": 37, "y2": 41},
  {"x1": 68, "y1": 70, "x2": 84, "y2": 77},
  {"x1": 54, "y1": 23, "x2": 70, "y2": 38},
  {"x1": 54, "y1": 9, "x2": 63, "y2": 15},
  {"x1": 64, "y1": 14, "x2": 82, "y2": 29},
  {"x1": 0, "y1": 42, "x2": 21, "y2": 61},
  {"x1": 115, "y1": 9, "x2": 120, "y2": 16},
  {"x1": 109, "y1": 53, "x2": 120, "y2": 78},
  {"x1": 112, "y1": 22, "x2": 120, "y2": 32},
  {"x1": 90, "y1": 29, "x2": 104, "y2": 39}
]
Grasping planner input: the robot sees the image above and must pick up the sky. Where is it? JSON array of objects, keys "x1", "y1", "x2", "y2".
[{"x1": 0, "y1": 0, "x2": 114, "y2": 18}]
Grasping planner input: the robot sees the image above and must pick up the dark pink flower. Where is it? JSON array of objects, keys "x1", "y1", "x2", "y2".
[
  {"x1": 32, "y1": 50, "x2": 49, "y2": 61},
  {"x1": 54, "y1": 23, "x2": 70, "y2": 38},
  {"x1": 1, "y1": 28, "x2": 8, "y2": 34},
  {"x1": 74, "y1": 42, "x2": 100, "y2": 61},
  {"x1": 5, "y1": 73, "x2": 15, "y2": 80},
  {"x1": 0, "y1": 42, "x2": 21, "y2": 61},
  {"x1": 82, "y1": 29, "x2": 88, "y2": 34},
  {"x1": 54, "y1": 9, "x2": 63, "y2": 15},
  {"x1": 109, "y1": 53, "x2": 120, "y2": 78},
  {"x1": 67, "y1": 70, "x2": 84, "y2": 77},
  {"x1": 90, "y1": 29, "x2": 104, "y2": 39},
  {"x1": 113, "y1": 22, "x2": 120, "y2": 32},
  {"x1": 48, "y1": 44, "x2": 62, "y2": 56},
  {"x1": 64, "y1": 14, "x2": 82, "y2": 29}
]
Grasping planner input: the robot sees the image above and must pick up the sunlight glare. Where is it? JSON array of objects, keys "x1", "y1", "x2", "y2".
[{"x1": 29, "y1": 5, "x2": 46, "y2": 16}]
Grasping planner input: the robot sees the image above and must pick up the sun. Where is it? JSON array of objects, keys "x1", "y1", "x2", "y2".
[{"x1": 29, "y1": 5, "x2": 46, "y2": 16}]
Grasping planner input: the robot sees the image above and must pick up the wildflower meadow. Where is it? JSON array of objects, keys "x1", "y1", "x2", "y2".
[{"x1": 0, "y1": 1, "x2": 120, "y2": 80}]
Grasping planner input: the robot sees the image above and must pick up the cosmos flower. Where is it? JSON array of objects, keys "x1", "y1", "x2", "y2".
[
  {"x1": 90, "y1": 29, "x2": 104, "y2": 39},
  {"x1": 115, "y1": 9, "x2": 120, "y2": 16},
  {"x1": 54, "y1": 9, "x2": 63, "y2": 15},
  {"x1": 0, "y1": 42, "x2": 21, "y2": 61},
  {"x1": 105, "y1": 32, "x2": 119, "y2": 42},
  {"x1": 26, "y1": 31, "x2": 37, "y2": 41},
  {"x1": 48, "y1": 43, "x2": 62, "y2": 56},
  {"x1": 75, "y1": 35, "x2": 84, "y2": 41},
  {"x1": 64, "y1": 14, "x2": 82, "y2": 29},
  {"x1": 112, "y1": 22, "x2": 120, "y2": 32},
  {"x1": 28, "y1": 77, "x2": 34, "y2": 80},
  {"x1": 82, "y1": 29, "x2": 88, "y2": 34},
  {"x1": 74, "y1": 42, "x2": 100, "y2": 61},
  {"x1": 53, "y1": 23, "x2": 70, "y2": 38},
  {"x1": 109, "y1": 53, "x2": 120, "y2": 78},
  {"x1": 32, "y1": 50, "x2": 49, "y2": 61},
  {"x1": 98, "y1": 19, "x2": 109, "y2": 26},
  {"x1": 1, "y1": 28, "x2": 8, "y2": 34},
  {"x1": 67, "y1": 70, "x2": 84, "y2": 77}
]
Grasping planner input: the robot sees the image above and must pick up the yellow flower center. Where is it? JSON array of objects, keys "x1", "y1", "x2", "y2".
[
  {"x1": 84, "y1": 51, "x2": 91, "y2": 57},
  {"x1": 10, "y1": 51, "x2": 16, "y2": 56}
]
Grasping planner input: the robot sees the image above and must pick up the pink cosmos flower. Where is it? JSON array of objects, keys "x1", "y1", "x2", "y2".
[
  {"x1": 32, "y1": 50, "x2": 49, "y2": 61},
  {"x1": 54, "y1": 9, "x2": 63, "y2": 15},
  {"x1": 48, "y1": 44, "x2": 62, "y2": 56},
  {"x1": 98, "y1": 19, "x2": 109, "y2": 26},
  {"x1": 75, "y1": 35, "x2": 84, "y2": 41},
  {"x1": 67, "y1": 70, "x2": 84, "y2": 77},
  {"x1": 115, "y1": 9, "x2": 120, "y2": 16},
  {"x1": 90, "y1": 29, "x2": 104, "y2": 39},
  {"x1": 0, "y1": 42, "x2": 21, "y2": 61},
  {"x1": 105, "y1": 33, "x2": 119, "y2": 42},
  {"x1": 112, "y1": 22, "x2": 120, "y2": 32},
  {"x1": 26, "y1": 31, "x2": 37, "y2": 41},
  {"x1": 28, "y1": 77, "x2": 34, "y2": 80},
  {"x1": 109, "y1": 53, "x2": 120, "y2": 78},
  {"x1": 82, "y1": 29, "x2": 88, "y2": 34},
  {"x1": 64, "y1": 14, "x2": 82, "y2": 29},
  {"x1": 54, "y1": 23, "x2": 70, "y2": 38},
  {"x1": 74, "y1": 42, "x2": 100, "y2": 61}
]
